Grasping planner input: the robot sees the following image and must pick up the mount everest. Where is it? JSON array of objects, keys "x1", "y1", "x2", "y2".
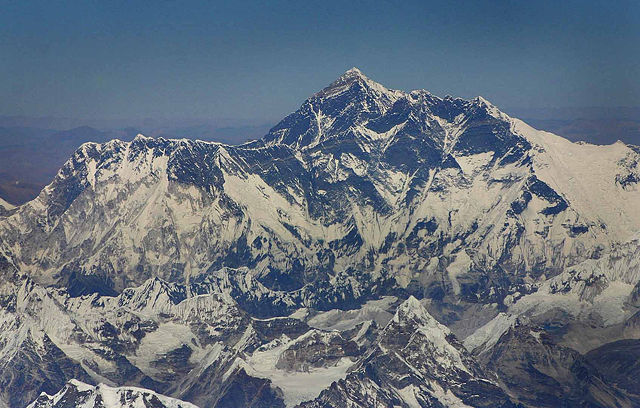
[{"x1": 1, "y1": 68, "x2": 640, "y2": 407}]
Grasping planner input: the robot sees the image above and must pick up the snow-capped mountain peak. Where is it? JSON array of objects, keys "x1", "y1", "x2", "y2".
[
  {"x1": 263, "y1": 68, "x2": 405, "y2": 148},
  {"x1": 390, "y1": 295, "x2": 442, "y2": 327},
  {"x1": 381, "y1": 296, "x2": 467, "y2": 373},
  {"x1": 27, "y1": 380, "x2": 198, "y2": 408},
  {"x1": 317, "y1": 67, "x2": 401, "y2": 100}
]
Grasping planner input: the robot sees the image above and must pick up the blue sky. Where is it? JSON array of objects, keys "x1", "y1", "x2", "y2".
[{"x1": 1, "y1": 0, "x2": 638, "y2": 122}]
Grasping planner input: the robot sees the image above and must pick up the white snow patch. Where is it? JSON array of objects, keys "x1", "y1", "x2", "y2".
[
  {"x1": 243, "y1": 337, "x2": 355, "y2": 407},
  {"x1": 0, "y1": 197, "x2": 15, "y2": 210},
  {"x1": 463, "y1": 313, "x2": 516, "y2": 353}
]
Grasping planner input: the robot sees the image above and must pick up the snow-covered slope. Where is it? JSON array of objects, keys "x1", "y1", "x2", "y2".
[
  {"x1": 27, "y1": 380, "x2": 198, "y2": 408},
  {"x1": 0, "y1": 197, "x2": 14, "y2": 211},
  {"x1": 512, "y1": 118, "x2": 640, "y2": 241}
]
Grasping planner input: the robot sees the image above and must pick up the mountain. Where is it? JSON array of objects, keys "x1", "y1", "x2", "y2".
[
  {"x1": 300, "y1": 296, "x2": 514, "y2": 408},
  {"x1": 0, "y1": 126, "x2": 118, "y2": 205},
  {"x1": 27, "y1": 380, "x2": 197, "y2": 408},
  {"x1": 1, "y1": 68, "x2": 639, "y2": 407},
  {"x1": 3, "y1": 68, "x2": 639, "y2": 302},
  {"x1": 476, "y1": 320, "x2": 639, "y2": 408},
  {"x1": 0, "y1": 122, "x2": 270, "y2": 206}
]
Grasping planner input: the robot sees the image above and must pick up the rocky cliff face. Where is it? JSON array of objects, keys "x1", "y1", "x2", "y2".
[{"x1": 2, "y1": 68, "x2": 640, "y2": 407}]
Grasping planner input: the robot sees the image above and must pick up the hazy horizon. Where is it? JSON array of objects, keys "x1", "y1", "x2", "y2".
[{"x1": 2, "y1": 1, "x2": 638, "y2": 122}]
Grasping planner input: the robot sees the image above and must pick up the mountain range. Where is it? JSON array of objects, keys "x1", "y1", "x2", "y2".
[
  {"x1": 0, "y1": 123, "x2": 272, "y2": 206},
  {"x1": 1, "y1": 68, "x2": 639, "y2": 407}
]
